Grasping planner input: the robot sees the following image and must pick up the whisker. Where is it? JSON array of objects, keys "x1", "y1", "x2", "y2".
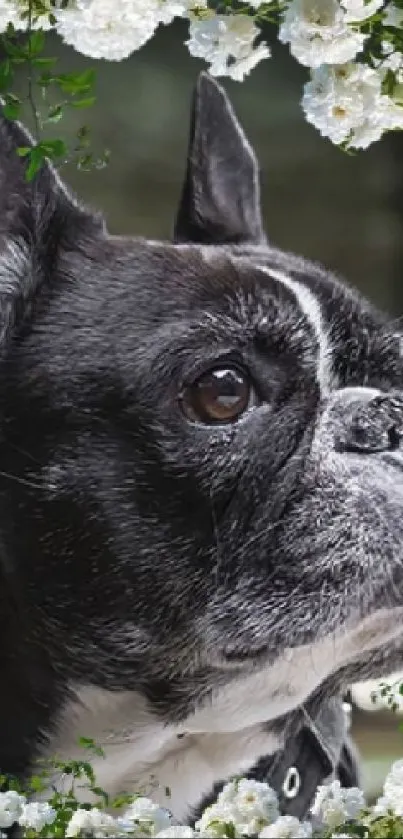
[
  {"x1": 0, "y1": 469, "x2": 44, "y2": 491},
  {"x1": 5, "y1": 440, "x2": 43, "y2": 465}
]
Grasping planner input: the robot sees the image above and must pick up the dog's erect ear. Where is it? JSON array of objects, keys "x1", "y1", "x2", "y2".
[
  {"x1": 174, "y1": 72, "x2": 265, "y2": 246},
  {"x1": 0, "y1": 108, "x2": 102, "y2": 348}
]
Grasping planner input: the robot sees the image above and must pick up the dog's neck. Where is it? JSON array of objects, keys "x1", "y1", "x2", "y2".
[
  {"x1": 39, "y1": 684, "x2": 281, "y2": 822},
  {"x1": 38, "y1": 626, "x2": 378, "y2": 822}
]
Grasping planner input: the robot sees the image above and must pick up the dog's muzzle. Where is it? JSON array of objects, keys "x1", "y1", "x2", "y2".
[{"x1": 333, "y1": 389, "x2": 403, "y2": 455}]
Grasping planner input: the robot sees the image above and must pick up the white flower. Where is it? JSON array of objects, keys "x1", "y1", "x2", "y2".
[
  {"x1": 195, "y1": 801, "x2": 237, "y2": 837},
  {"x1": 279, "y1": 0, "x2": 365, "y2": 68},
  {"x1": 372, "y1": 795, "x2": 391, "y2": 817},
  {"x1": 56, "y1": 0, "x2": 210, "y2": 58},
  {"x1": 0, "y1": 791, "x2": 25, "y2": 830},
  {"x1": 216, "y1": 780, "x2": 239, "y2": 805},
  {"x1": 156, "y1": 0, "x2": 208, "y2": 25},
  {"x1": 384, "y1": 1, "x2": 403, "y2": 27},
  {"x1": 0, "y1": 0, "x2": 24, "y2": 31},
  {"x1": 123, "y1": 797, "x2": 173, "y2": 834},
  {"x1": 258, "y1": 815, "x2": 312, "y2": 838},
  {"x1": 65, "y1": 807, "x2": 121, "y2": 837},
  {"x1": 351, "y1": 673, "x2": 403, "y2": 711},
  {"x1": 374, "y1": 42, "x2": 403, "y2": 96},
  {"x1": 341, "y1": 0, "x2": 383, "y2": 21},
  {"x1": 195, "y1": 779, "x2": 280, "y2": 837},
  {"x1": 115, "y1": 817, "x2": 136, "y2": 835},
  {"x1": 186, "y1": 14, "x2": 270, "y2": 81},
  {"x1": 155, "y1": 827, "x2": 196, "y2": 838},
  {"x1": 303, "y1": 59, "x2": 403, "y2": 148},
  {"x1": 55, "y1": 0, "x2": 159, "y2": 60},
  {"x1": 227, "y1": 43, "x2": 273, "y2": 82},
  {"x1": 379, "y1": 758, "x2": 403, "y2": 816},
  {"x1": 18, "y1": 801, "x2": 57, "y2": 831},
  {"x1": 302, "y1": 61, "x2": 381, "y2": 146},
  {"x1": 311, "y1": 780, "x2": 365, "y2": 830},
  {"x1": 0, "y1": 0, "x2": 53, "y2": 31},
  {"x1": 232, "y1": 779, "x2": 280, "y2": 825}
]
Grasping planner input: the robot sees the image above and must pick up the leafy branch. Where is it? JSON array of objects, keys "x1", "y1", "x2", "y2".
[{"x1": 0, "y1": 1, "x2": 108, "y2": 180}]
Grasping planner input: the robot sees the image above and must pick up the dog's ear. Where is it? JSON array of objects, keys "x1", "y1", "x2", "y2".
[
  {"x1": 0, "y1": 108, "x2": 102, "y2": 348},
  {"x1": 174, "y1": 72, "x2": 265, "y2": 246}
]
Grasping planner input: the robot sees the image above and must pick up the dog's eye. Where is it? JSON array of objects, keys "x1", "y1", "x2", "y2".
[{"x1": 180, "y1": 367, "x2": 256, "y2": 425}]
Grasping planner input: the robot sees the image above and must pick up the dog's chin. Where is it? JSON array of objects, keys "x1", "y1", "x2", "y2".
[
  {"x1": 186, "y1": 608, "x2": 403, "y2": 735},
  {"x1": 205, "y1": 607, "x2": 403, "y2": 712}
]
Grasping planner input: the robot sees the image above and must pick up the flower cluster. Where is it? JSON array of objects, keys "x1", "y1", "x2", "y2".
[
  {"x1": 3, "y1": 758, "x2": 403, "y2": 838},
  {"x1": 351, "y1": 670, "x2": 403, "y2": 712},
  {"x1": 0, "y1": 0, "x2": 402, "y2": 153}
]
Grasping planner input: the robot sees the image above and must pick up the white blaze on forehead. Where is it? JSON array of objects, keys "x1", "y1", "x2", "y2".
[
  {"x1": 250, "y1": 265, "x2": 332, "y2": 395},
  {"x1": 169, "y1": 243, "x2": 333, "y2": 392}
]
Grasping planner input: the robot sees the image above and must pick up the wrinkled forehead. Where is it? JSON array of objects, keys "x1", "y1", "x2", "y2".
[
  {"x1": 53, "y1": 236, "x2": 402, "y2": 401},
  {"x1": 146, "y1": 239, "x2": 402, "y2": 396},
  {"x1": 139, "y1": 242, "x2": 324, "y2": 375},
  {"x1": 182, "y1": 242, "x2": 329, "y2": 385}
]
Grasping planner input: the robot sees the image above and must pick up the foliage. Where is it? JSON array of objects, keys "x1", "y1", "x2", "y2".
[
  {"x1": 2, "y1": 738, "x2": 403, "y2": 837},
  {"x1": 0, "y1": 0, "x2": 402, "y2": 181}
]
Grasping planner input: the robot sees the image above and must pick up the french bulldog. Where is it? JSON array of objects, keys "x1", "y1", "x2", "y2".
[{"x1": 0, "y1": 70, "x2": 403, "y2": 827}]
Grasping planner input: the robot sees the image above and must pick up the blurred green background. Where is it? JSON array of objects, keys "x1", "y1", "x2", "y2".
[{"x1": 10, "y1": 18, "x2": 403, "y2": 799}]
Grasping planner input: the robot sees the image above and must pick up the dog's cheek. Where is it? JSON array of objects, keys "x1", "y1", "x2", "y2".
[{"x1": 9, "y1": 437, "x2": 212, "y2": 648}]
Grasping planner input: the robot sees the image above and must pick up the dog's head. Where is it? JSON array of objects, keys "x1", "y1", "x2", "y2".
[{"x1": 1, "y1": 73, "x2": 403, "y2": 733}]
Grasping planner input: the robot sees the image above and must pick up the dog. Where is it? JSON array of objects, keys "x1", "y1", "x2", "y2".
[{"x1": 1, "y1": 70, "x2": 403, "y2": 827}]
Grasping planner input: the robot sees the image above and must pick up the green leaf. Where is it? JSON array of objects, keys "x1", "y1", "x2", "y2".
[
  {"x1": 38, "y1": 71, "x2": 54, "y2": 88},
  {"x1": 76, "y1": 124, "x2": 90, "y2": 143},
  {"x1": 38, "y1": 138, "x2": 67, "y2": 159},
  {"x1": 111, "y1": 792, "x2": 137, "y2": 809},
  {"x1": 28, "y1": 774, "x2": 48, "y2": 793},
  {"x1": 16, "y1": 146, "x2": 32, "y2": 157},
  {"x1": 1, "y1": 36, "x2": 25, "y2": 59},
  {"x1": 77, "y1": 153, "x2": 93, "y2": 171},
  {"x1": 46, "y1": 104, "x2": 64, "y2": 123},
  {"x1": 56, "y1": 69, "x2": 96, "y2": 95},
  {"x1": 0, "y1": 59, "x2": 13, "y2": 92},
  {"x1": 72, "y1": 69, "x2": 96, "y2": 88},
  {"x1": 382, "y1": 67, "x2": 396, "y2": 96},
  {"x1": 3, "y1": 93, "x2": 21, "y2": 120},
  {"x1": 77, "y1": 736, "x2": 105, "y2": 757},
  {"x1": 27, "y1": 29, "x2": 45, "y2": 56},
  {"x1": 70, "y1": 96, "x2": 96, "y2": 109},
  {"x1": 32, "y1": 56, "x2": 57, "y2": 67},
  {"x1": 90, "y1": 785, "x2": 109, "y2": 805},
  {"x1": 23, "y1": 141, "x2": 66, "y2": 181}
]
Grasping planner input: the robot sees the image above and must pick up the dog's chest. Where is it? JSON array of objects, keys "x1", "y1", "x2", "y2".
[{"x1": 41, "y1": 685, "x2": 280, "y2": 823}]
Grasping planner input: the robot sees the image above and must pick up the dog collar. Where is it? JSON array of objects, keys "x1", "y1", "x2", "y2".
[
  {"x1": 193, "y1": 698, "x2": 355, "y2": 825},
  {"x1": 262, "y1": 698, "x2": 354, "y2": 819}
]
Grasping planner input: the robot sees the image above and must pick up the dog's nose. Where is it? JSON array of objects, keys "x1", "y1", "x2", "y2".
[{"x1": 332, "y1": 388, "x2": 403, "y2": 455}]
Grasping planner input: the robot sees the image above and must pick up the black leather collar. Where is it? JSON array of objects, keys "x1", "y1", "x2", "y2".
[
  {"x1": 258, "y1": 698, "x2": 357, "y2": 819},
  {"x1": 193, "y1": 697, "x2": 357, "y2": 825}
]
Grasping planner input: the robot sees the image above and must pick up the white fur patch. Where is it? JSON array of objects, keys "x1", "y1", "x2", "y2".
[
  {"x1": 40, "y1": 686, "x2": 280, "y2": 822},
  {"x1": 258, "y1": 266, "x2": 332, "y2": 395},
  {"x1": 0, "y1": 237, "x2": 30, "y2": 342},
  {"x1": 0, "y1": 237, "x2": 29, "y2": 289},
  {"x1": 40, "y1": 609, "x2": 403, "y2": 823}
]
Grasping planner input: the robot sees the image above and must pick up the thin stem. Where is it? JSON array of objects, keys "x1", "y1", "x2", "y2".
[{"x1": 27, "y1": 0, "x2": 40, "y2": 141}]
